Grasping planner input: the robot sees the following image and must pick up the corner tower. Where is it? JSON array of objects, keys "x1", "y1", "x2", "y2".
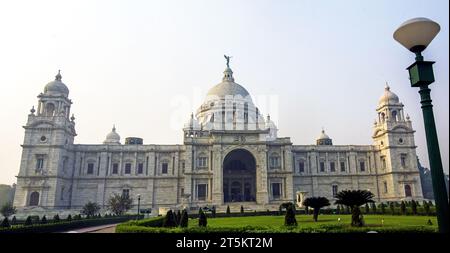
[
  {"x1": 372, "y1": 83, "x2": 422, "y2": 201},
  {"x1": 14, "y1": 71, "x2": 77, "y2": 210}
]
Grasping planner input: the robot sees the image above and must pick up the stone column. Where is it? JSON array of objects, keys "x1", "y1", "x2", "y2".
[
  {"x1": 256, "y1": 146, "x2": 269, "y2": 204},
  {"x1": 212, "y1": 145, "x2": 223, "y2": 205}
]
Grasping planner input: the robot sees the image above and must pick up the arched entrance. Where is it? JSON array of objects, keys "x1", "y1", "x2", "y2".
[
  {"x1": 29, "y1": 191, "x2": 40, "y2": 206},
  {"x1": 223, "y1": 149, "x2": 256, "y2": 203}
]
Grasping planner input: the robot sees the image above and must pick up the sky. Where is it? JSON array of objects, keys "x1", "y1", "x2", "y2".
[{"x1": 0, "y1": 0, "x2": 448, "y2": 185}]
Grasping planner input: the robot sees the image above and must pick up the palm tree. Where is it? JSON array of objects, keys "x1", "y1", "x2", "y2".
[
  {"x1": 303, "y1": 197, "x2": 330, "y2": 222},
  {"x1": 334, "y1": 190, "x2": 374, "y2": 227}
]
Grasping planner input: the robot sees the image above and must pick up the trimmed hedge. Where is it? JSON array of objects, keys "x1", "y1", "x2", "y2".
[
  {"x1": 116, "y1": 223, "x2": 437, "y2": 233},
  {"x1": 0, "y1": 215, "x2": 142, "y2": 233}
]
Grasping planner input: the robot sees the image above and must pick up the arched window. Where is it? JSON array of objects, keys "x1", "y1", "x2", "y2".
[
  {"x1": 392, "y1": 111, "x2": 398, "y2": 121},
  {"x1": 45, "y1": 103, "x2": 55, "y2": 117},
  {"x1": 404, "y1": 184, "x2": 412, "y2": 197},
  {"x1": 29, "y1": 192, "x2": 40, "y2": 206},
  {"x1": 381, "y1": 112, "x2": 385, "y2": 122}
]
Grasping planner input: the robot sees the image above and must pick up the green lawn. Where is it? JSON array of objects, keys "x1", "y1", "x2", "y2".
[{"x1": 189, "y1": 215, "x2": 438, "y2": 230}]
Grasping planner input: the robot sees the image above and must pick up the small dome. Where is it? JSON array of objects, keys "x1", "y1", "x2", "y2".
[
  {"x1": 44, "y1": 70, "x2": 69, "y2": 96},
  {"x1": 378, "y1": 83, "x2": 399, "y2": 106},
  {"x1": 206, "y1": 68, "x2": 250, "y2": 98},
  {"x1": 104, "y1": 125, "x2": 121, "y2": 145},
  {"x1": 317, "y1": 129, "x2": 330, "y2": 140}
]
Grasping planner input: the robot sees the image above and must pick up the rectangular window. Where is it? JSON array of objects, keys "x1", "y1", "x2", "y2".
[
  {"x1": 381, "y1": 157, "x2": 386, "y2": 170},
  {"x1": 162, "y1": 163, "x2": 168, "y2": 174},
  {"x1": 124, "y1": 163, "x2": 132, "y2": 174},
  {"x1": 197, "y1": 184, "x2": 207, "y2": 201},
  {"x1": 359, "y1": 161, "x2": 365, "y2": 172},
  {"x1": 330, "y1": 162, "x2": 335, "y2": 172},
  {"x1": 332, "y1": 185, "x2": 338, "y2": 198},
  {"x1": 87, "y1": 163, "x2": 94, "y2": 174},
  {"x1": 197, "y1": 157, "x2": 208, "y2": 168},
  {"x1": 320, "y1": 162, "x2": 325, "y2": 172},
  {"x1": 384, "y1": 181, "x2": 388, "y2": 193},
  {"x1": 137, "y1": 163, "x2": 144, "y2": 174},
  {"x1": 400, "y1": 155, "x2": 407, "y2": 168},
  {"x1": 299, "y1": 161, "x2": 305, "y2": 173},
  {"x1": 181, "y1": 188, "x2": 184, "y2": 196},
  {"x1": 36, "y1": 158, "x2": 44, "y2": 171},
  {"x1": 340, "y1": 161, "x2": 346, "y2": 172},
  {"x1": 112, "y1": 163, "x2": 118, "y2": 174},
  {"x1": 272, "y1": 183, "x2": 281, "y2": 199},
  {"x1": 122, "y1": 189, "x2": 129, "y2": 198},
  {"x1": 270, "y1": 157, "x2": 280, "y2": 168}
]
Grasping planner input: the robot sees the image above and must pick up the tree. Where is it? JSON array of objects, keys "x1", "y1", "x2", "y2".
[
  {"x1": 365, "y1": 203, "x2": 370, "y2": 214},
  {"x1": 226, "y1": 205, "x2": 230, "y2": 215},
  {"x1": 284, "y1": 206, "x2": 297, "y2": 226},
  {"x1": 25, "y1": 216, "x2": 32, "y2": 226},
  {"x1": 53, "y1": 214, "x2": 60, "y2": 222},
  {"x1": 423, "y1": 201, "x2": 431, "y2": 215},
  {"x1": 389, "y1": 202, "x2": 395, "y2": 215},
  {"x1": 176, "y1": 210, "x2": 182, "y2": 225},
  {"x1": 198, "y1": 209, "x2": 207, "y2": 227},
  {"x1": 11, "y1": 216, "x2": 17, "y2": 226},
  {"x1": 371, "y1": 202, "x2": 377, "y2": 214},
  {"x1": 0, "y1": 217, "x2": 10, "y2": 228},
  {"x1": 240, "y1": 205, "x2": 244, "y2": 214},
  {"x1": 67, "y1": 214, "x2": 72, "y2": 222},
  {"x1": 41, "y1": 215, "x2": 47, "y2": 224},
  {"x1": 380, "y1": 203, "x2": 386, "y2": 214},
  {"x1": 303, "y1": 197, "x2": 330, "y2": 222},
  {"x1": 107, "y1": 193, "x2": 133, "y2": 216},
  {"x1": 179, "y1": 209, "x2": 189, "y2": 228},
  {"x1": 0, "y1": 203, "x2": 16, "y2": 218},
  {"x1": 82, "y1": 201, "x2": 101, "y2": 218},
  {"x1": 400, "y1": 201, "x2": 406, "y2": 215},
  {"x1": 411, "y1": 200, "x2": 418, "y2": 215},
  {"x1": 163, "y1": 210, "x2": 177, "y2": 227},
  {"x1": 334, "y1": 190, "x2": 374, "y2": 227}
]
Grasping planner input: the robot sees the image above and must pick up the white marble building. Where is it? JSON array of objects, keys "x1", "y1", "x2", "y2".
[{"x1": 13, "y1": 63, "x2": 423, "y2": 214}]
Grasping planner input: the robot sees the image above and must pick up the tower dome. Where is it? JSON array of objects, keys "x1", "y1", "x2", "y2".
[
  {"x1": 316, "y1": 129, "x2": 333, "y2": 145},
  {"x1": 104, "y1": 125, "x2": 121, "y2": 145},
  {"x1": 378, "y1": 83, "x2": 399, "y2": 106},
  {"x1": 44, "y1": 70, "x2": 69, "y2": 97},
  {"x1": 206, "y1": 67, "x2": 250, "y2": 99}
]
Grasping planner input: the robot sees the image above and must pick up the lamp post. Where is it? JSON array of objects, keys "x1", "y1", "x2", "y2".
[
  {"x1": 137, "y1": 194, "x2": 141, "y2": 219},
  {"x1": 394, "y1": 17, "x2": 449, "y2": 233}
]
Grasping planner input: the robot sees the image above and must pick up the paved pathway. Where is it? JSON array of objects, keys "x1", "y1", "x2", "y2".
[{"x1": 63, "y1": 223, "x2": 118, "y2": 233}]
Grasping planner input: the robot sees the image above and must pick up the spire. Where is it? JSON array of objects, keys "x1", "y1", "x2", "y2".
[
  {"x1": 55, "y1": 70, "x2": 62, "y2": 81},
  {"x1": 112, "y1": 124, "x2": 116, "y2": 132},
  {"x1": 385, "y1": 81, "x2": 390, "y2": 91}
]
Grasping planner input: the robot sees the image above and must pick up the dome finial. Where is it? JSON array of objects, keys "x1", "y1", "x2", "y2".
[
  {"x1": 30, "y1": 106, "x2": 35, "y2": 114},
  {"x1": 112, "y1": 124, "x2": 116, "y2": 132},
  {"x1": 385, "y1": 81, "x2": 390, "y2": 91},
  {"x1": 222, "y1": 55, "x2": 235, "y2": 82},
  {"x1": 224, "y1": 55, "x2": 232, "y2": 68},
  {"x1": 55, "y1": 70, "x2": 62, "y2": 81}
]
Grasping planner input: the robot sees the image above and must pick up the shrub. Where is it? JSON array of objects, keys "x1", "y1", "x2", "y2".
[
  {"x1": 226, "y1": 205, "x2": 230, "y2": 215},
  {"x1": 176, "y1": 210, "x2": 182, "y2": 225},
  {"x1": 53, "y1": 214, "x2": 60, "y2": 223},
  {"x1": 334, "y1": 190, "x2": 374, "y2": 227},
  {"x1": 305, "y1": 206, "x2": 309, "y2": 215},
  {"x1": 379, "y1": 203, "x2": 386, "y2": 214},
  {"x1": 108, "y1": 193, "x2": 133, "y2": 215},
  {"x1": 198, "y1": 209, "x2": 207, "y2": 227},
  {"x1": 240, "y1": 205, "x2": 244, "y2": 214},
  {"x1": 1, "y1": 217, "x2": 10, "y2": 228},
  {"x1": 67, "y1": 215, "x2": 72, "y2": 222},
  {"x1": 163, "y1": 210, "x2": 177, "y2": 227},
  {"x1": 423, "y1": 201, "x2": 431, "y2": 215},
  {"x1": 82, "y1": 201, "x2": 101, "y2": 218},
  {"x1": 284, "y1": 206, "x2": 297, "y2": 226},
  {"x1": 25, "y1": 216, "x2": 33, "y2": 226},
  {"x1": 389, "y1": 202, "x2": 395, "y2": 215},
  {"x1": 179, "y1": 209, "x2": 189, "y2": 228},
  {"x1": 365, "y1": 203, "x2": 370, "y2": 214},
  {"x1": 0, "y1": 203, "x2": 17, "y2": 218},
  {"x1": 41, "y1": 216, "x2": 47, "y2": 224},
  {"x1": 400, "y1": 201, "x2": 406, "y2": 215},
  {"x1": 211, "y1": 206, "x2": 216, "y2": 218},
  {"x1": 411, "y1": 200, "x2": 418, "y2": 215},
  {"x1": 11, "y1": 216, "x2": 17, "y2": 226}
]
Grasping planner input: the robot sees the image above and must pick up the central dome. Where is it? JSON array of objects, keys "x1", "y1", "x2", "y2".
[{"x1": 206, "y1": 67, "x2": 250, "y2": 98}]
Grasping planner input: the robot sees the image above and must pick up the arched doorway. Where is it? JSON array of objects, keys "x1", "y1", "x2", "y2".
[
  {"x1": 404, "y1": 185, "x2": 412, "y2": 197},
  {"x1": 29, "y1": 191, "x2": 40, "y2": 206},
  {"x1": 223, "y1": 149, "x2": 256, "y2": 203}
]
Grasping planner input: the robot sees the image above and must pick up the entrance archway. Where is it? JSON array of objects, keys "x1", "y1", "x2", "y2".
[
  {"x1": 29, "y1": 191, "x2": 40, "y2": 206},
  {"x1": 223, "y1": 149, "x2": 256, "y2": 202}
]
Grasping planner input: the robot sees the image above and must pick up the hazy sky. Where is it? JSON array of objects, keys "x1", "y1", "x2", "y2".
[{"x1": 0, "y1": 0, "x2": 448, "y2": 185}]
